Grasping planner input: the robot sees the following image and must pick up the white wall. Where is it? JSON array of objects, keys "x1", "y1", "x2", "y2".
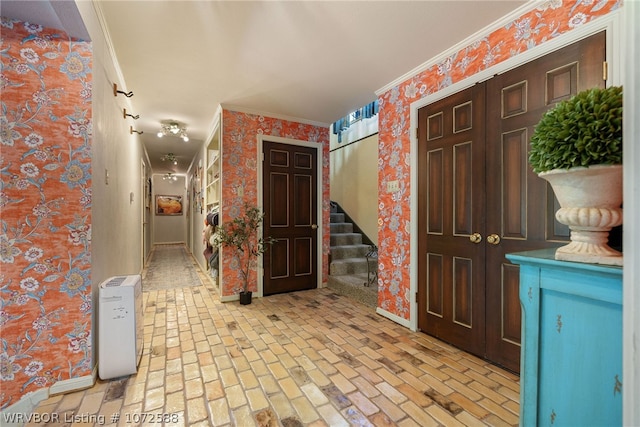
[
  {"x1": 623, "y1": 1, "x2": 639, "y2": 424},
  {"x1": 73, "y1": 2, "x2": 151, "y2": 392},
  {"x1": 152, "y1": 175, "x2": 187, "y2": 244},
  {"x1": 330, "y1": 134, "x2": 379, "y2": 244},
  {"x1": 77, "y1": 2, "x2": 149, "y2": 283},
  {"x1": 143, "y1": 167, "x2": 153, "y2": 264}
]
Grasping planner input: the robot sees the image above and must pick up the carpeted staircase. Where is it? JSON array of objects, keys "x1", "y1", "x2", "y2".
[{"x1": 328, "y1": 206, "x2": 378, "y2": 307}]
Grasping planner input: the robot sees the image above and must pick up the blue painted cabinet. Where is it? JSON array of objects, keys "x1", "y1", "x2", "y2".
[{"x1": 506, "y1": 249, "x2": 622, "y2": 427}]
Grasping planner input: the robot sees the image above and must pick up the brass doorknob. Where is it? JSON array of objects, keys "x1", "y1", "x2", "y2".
[
  {"x1": 469, "y1": 232, "x2": 482, "y2": 244},
  {"x1": 311, "y1": 224, "x2": 318, "y2": 230},
  {"x1": 487, "y1": 234, "x2": 501, "y2": 245}
]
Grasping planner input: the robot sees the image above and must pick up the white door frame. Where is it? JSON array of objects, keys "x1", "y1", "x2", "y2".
[
  {"x1": 141, "y1": 160, "x2": 146, "y2": 270},
  {"x1": 256, "y1": 134, "x2": 324, "y2": 298}
]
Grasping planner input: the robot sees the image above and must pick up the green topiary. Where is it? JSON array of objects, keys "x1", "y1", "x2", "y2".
[{"x1": 528, "y1": 85, "x2": 622, "y2": 174}]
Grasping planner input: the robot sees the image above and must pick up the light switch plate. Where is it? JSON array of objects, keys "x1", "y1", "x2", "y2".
[{"x1": 387, "y1": 180, "x2": 400, "y2": 193}]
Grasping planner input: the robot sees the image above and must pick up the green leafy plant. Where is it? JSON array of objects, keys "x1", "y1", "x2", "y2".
[
  {"x1": 213, "y1": 204, "x2": 276, "y2": 294},
  {"x1": 529, "y1": 85, "x2": 622, "y2": 174}
]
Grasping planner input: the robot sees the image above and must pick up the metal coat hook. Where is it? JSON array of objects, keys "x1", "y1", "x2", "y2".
[
  {"x1": 113, "y1": 83, "x2": 133, "y2": 98},
  {"x1": 123, "y1": 108, "x2": 139, "y2": 120},
  {"x1": 130, "y1": 126, "x2": 143, "y2": 135}
]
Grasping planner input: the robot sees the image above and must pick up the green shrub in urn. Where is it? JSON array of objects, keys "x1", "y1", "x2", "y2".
[{"x1": 528, "y1": 85, "x2": 622, "y2": 174}]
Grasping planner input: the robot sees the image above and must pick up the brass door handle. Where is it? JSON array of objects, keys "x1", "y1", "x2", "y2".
[
  {"x1": 469, "y1": 232, "x2": 482, "y2": 244},
  {"x1": 311, "y1": 224, "x2": 318, "y2": 230},
  {"x1": 487, "y1": 234, "x2": 501, "y2": 245}
]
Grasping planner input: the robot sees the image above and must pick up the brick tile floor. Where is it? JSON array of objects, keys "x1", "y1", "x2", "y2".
[{"x1": 26, "y1": 245, "x2": 519, "y2": 426}]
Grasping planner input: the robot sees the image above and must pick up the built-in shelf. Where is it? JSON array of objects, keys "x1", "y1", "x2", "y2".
[{"x1": 205, "y1": 127, "x2": 221, "y2": 212}]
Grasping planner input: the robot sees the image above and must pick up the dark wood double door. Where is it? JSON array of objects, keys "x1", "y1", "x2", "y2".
[{"x1": 417, "y1": 32, "x2": 606, "y2": 372}]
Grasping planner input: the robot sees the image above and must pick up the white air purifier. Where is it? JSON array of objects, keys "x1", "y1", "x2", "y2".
[{"x1": 98, "y1": 274, "x2": 143, "y2": 380}]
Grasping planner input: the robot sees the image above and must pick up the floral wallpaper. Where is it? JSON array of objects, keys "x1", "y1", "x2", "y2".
[
  {"x1": 220, "y1": 110, "x2": 330, "y2": 297},
  {"x1": 377, "y1": 0, "x2": 620, "y2": 319},
  {"x1": 0, "y1": 18, "x2": 92, "y2": 408}
]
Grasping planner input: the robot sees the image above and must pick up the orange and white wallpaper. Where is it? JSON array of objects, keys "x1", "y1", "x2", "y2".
[
  {"x1": 220, "y1": 110, "x2": 330, "y2": 297},
  {"x1": 1, "y1": 19, "x2": 92, "y2": 407},
  {"x1": 376, "y1": 0, "x2": 620, "y2": 319}
]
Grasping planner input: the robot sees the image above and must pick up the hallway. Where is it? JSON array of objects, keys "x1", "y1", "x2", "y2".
[{"x1": 27, "y1": 244, "x2": 519, "y2": 426}]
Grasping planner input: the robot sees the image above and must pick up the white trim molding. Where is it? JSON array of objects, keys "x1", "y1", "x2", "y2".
[
  {"x1": 0, "y1": 388, "x2": 49, "y2": 426},
  {"x1": 376, "y1": 2, "x2": 535, "y2": 96},
  {"x1": 49, "y1": 372, "x2": 95, "y2": 396},
  {"x1": 376, "y1": 307, "x2": 411, "y2": 330},
  {"x1": 0, "y1": 370, "x2": 95, "y2": 426},
  {"x1": 256, "y1": 135, "x2": 325, "y2": 296},
  {"x1": 220, "y1": 294, "x2": 239, "y2": 303},
  {"x1": 223, "y1": 104, "x2": 329, "y2": 129}
]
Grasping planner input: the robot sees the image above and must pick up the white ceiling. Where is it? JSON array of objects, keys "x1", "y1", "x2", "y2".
[{"x1": 2, "y1": 0, "x2": 527, "y2": 175}]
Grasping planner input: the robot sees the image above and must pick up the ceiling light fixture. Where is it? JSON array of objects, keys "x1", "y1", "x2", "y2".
[
  {"x1": 157, "y1": 121, "x2": 189, "y2": 142},
  {"x1": 162, "y1": 172, "x2": 178, "y2": 181},
  {"x1": 161, "y1": 153, "x2": 178, "y2": 165}
]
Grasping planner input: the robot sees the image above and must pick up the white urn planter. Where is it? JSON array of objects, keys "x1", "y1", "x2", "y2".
[{"x1": 539, "y1": 164, "x2": 623, "y2": 266}]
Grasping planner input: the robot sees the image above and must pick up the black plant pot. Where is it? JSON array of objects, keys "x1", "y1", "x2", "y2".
[{"x1": 239, "y1": 291, "x2": 252, "y2": 305}]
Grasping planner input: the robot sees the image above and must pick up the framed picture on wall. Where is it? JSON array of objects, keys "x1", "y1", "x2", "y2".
[{"x1": 156, "y1": 195, "x2": 183, "y2": 215}]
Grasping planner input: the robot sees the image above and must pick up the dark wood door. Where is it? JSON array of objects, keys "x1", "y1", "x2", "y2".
[
  {"x1": 417, "y1": 84, "x2": 487, "y2": 356},
  {"x1": 262, "y1": 141, "x2": 318, "y2": 295},
  {"x1": 484, "y1": 31, "x2": 606, "y2": 371},
  {"x1": 418, "y1": 32, "x2": 605, "y2": 372}
]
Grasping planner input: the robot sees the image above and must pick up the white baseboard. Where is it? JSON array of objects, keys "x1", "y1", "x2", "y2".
[
  {"x1": 376, "y1": 307, "x2": 411, "y2": 329},
  {"x1": 0, "y1": 368, "x2": 96, "y2": 427},
  {"x1": 219, "y1": 293, "x2": 268, "y2": 302},
  {"x1": 0, "y1": 388, "x2": 49, "y2": 427},
  {"x1": 49, "y1": 369, "x2": 95, "y2": 396},
  {"x1": 220, "y1": 294, "x2": 239, "y2": 302}
]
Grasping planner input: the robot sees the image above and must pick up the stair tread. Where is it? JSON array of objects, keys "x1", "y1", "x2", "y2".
[
  {"x1": 330, "y1": 257, "x2": 374, "y2": 263},
  {"x1": 329, "y1": 207, "x2": 376, "y2": 278}
]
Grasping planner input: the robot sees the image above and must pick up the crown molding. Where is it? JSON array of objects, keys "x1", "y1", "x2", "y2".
[
  {"x1": 375, "y1": 1, "x2": 536, "y2": 96},
  {"x1": 221, "y1": 104, "x2": 330, "y2": 129}
]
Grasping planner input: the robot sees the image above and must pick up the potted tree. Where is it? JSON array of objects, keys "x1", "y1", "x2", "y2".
[
  {"x1": 213, "y1": 204, "x2": 276, "y2": 304},
  {"x1": 529, "y1": 85, "x2": 623, "y2": 265}
]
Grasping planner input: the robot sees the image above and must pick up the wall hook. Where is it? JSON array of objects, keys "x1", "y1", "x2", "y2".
[
  {"x1": 130, "y1": 126, "x2": 143, "y2": 135},
  {"x1": 123, "y1": 108, "x2": 140, "y2": 120},
  {"x1": 113, "y1": 83, "x2": 134, "y2": 98}
]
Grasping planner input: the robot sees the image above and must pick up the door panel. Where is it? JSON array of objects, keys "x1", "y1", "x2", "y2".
[
  {"x1": 418, "y1": 84, "x2": 486, "y2": 356},
  {"x1": 485, "y1": 31, "x2": 605, "y2": 371},
  {"x1": 263, "y1": 141, "x2": 318, "y2": 295},
  {"x1": 418, "y1": 31, "x2": 606, "y2": 373}
]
